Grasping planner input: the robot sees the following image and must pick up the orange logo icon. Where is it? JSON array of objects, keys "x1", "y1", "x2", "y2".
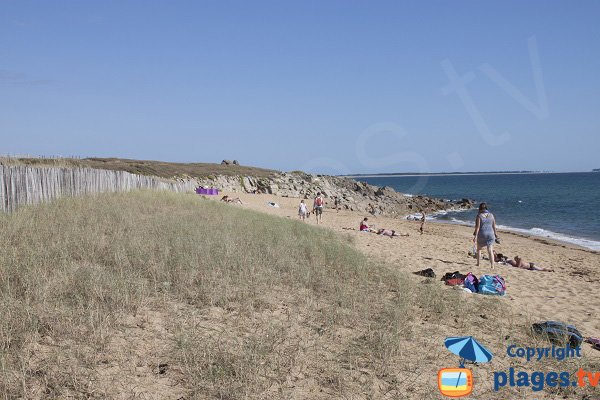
[{"x1": 438, "y1": 368, "x2": 473, "y2": 397}]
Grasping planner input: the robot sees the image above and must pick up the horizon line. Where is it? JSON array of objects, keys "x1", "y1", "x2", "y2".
[{"x1": 339, "y1": 170, "x2": 595, "y2": 178}]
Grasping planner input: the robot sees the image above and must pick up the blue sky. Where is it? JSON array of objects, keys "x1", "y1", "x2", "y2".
[{"x1": 1, "y1": 1, "x2": 599, "y2": 174}]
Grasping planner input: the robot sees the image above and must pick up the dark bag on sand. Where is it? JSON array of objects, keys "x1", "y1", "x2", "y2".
[
  {"x1": 441, "y1": 271, "x2": 466, "y2": 283},
  {"x1": 413, "y1": 268, "x2": 435, "y2": 278},
  {"x1": 532, "y1": 321, "x2": 583, "y2": 348},
  {"x1": 445, "y1": 278, "x2": 464, "y2": 286}
]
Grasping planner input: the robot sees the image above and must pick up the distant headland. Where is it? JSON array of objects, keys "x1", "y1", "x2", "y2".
[{"x1": 341, "y1": 171, "x2": 541, "y2": 178}]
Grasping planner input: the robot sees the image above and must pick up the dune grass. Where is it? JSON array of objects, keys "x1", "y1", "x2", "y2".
[
  {"x1": 0, "y1": 191, "x2": 405, "y2": 396},
  {"x1": 0, "y1": 191, "x2": 594, "y2": 399}
]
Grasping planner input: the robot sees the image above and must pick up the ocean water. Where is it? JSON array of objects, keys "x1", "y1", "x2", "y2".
[{"x1": 360, "y1": 173, "x2": 600, "y2": 251}]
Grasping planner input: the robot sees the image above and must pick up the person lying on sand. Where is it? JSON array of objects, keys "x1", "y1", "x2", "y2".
[
  {"x1": 377, "y1": 228, "x2": 409, "y2": 238},
  {"x1": 493, "y1": 251, "x2": 508, "y2": 263},
  {"x1": 506, "y1": 256, "x2": 553, "y2": 272},
  {"x1": 221, "y1": 195, "x2": 243, "y2": 205}
]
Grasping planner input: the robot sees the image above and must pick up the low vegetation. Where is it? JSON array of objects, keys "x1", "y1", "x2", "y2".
[
  {"x1": 0, "y1": 157, "x2": 278, "y2": 179},
  {"x1": 0, "y1": 191, "x2": 594, "y2": 399}
]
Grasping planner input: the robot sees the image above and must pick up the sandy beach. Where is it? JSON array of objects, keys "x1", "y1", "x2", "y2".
[{"x1": 218, "y1": 191, "x2": 600, "y2": 359}]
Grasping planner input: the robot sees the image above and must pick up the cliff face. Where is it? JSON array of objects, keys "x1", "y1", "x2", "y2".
[{"x1": 187, "y1": 172, "x2": 474, "y2": 217}]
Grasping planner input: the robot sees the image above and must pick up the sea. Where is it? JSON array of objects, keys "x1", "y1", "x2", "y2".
[{"x1": 360, "y1": 172, "x2": 600, "y2": 251}]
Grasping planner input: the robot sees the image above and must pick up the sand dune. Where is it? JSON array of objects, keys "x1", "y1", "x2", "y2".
[{"x1": 216, "y1": 191, "x2": 600, "y2": 360}]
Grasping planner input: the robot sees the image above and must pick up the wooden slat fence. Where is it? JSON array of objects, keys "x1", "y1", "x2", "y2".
[{"x1": 0, "y1": 165, "x2": 196, "y2": 213}]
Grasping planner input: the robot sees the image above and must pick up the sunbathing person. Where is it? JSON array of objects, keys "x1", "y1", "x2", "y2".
[
  {"x1": 221, "y1": 195, "x2": 243, "y2": 204},
  {"x1": 506, "y1": 256, "x2": 553, "y2": 272},
  {"x1": 377, "y1": 228, "x2": 409, "y2": 238},
  {"x1": 493, "y1": 251, "x2": 508, "y2": 263}
]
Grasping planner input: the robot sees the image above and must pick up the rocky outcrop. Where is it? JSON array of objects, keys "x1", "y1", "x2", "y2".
[
  {"x1": 221, "y1": 160, "x2": 240, "y2": 166},
  {"x1": 181, "y1": 172, "x2": 474, "y2": 217}
]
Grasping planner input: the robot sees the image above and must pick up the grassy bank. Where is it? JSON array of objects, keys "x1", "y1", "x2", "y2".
[
  {"x1": 0, "y1": 157, "x2": 278, "y2": 179},
  {"x1": 0, "y1": 191, "x2": 593, "y2": 399}
]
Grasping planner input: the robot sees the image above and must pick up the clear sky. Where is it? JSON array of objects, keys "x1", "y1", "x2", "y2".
[{"x1": 1, "y1": 1, "x2": 599, "y2": 174}]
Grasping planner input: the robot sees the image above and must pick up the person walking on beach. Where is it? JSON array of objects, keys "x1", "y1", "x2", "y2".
[
  {"x1": 313, "y1": 193, "x2": 325, "y2": 224},
  {"x1": 334, "y1": 196, "x2": 341, "y2": 212},
  {"x1": 367, "y1": 203, "x2": 375, "y2": 215},
  {"x1": 419, "y1": 210, "x2": 426, "y2": 235},
  {"x1": 473, "y1": 202, "x2": 499, "y2": 268},
  {"x1": 298, "y1": 200, "x2": 309, "y2": 221}
]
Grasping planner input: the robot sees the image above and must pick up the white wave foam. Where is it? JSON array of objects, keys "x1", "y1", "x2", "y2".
[
  {"x1": 406, "y1": 209, "x2": 466, "y2": 222},
  {"x1": 496, "y1": 225, "x2": 600, "y2": 251},
  {"x1": 405, "y1": 212, "x2": 424, "y2": 221},
  {"x1": 450, "y1": 217, "x2": 470, "y2": 224},
  {"x1": 424, "y1": 212, "x2": 600, "y2": 251}
]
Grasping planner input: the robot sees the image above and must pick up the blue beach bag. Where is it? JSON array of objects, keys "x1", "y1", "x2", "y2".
[{"x1": 478, "y1": 275, "x2": 506, "y2": 296}]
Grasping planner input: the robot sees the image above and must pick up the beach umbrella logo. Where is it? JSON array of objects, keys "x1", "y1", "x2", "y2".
[
  {"x1": 438, "y1": 336, "x2": 493, "y2": 397},
  {"x1": 444, "y1": 336, "x2": 493, "y2": 366}
]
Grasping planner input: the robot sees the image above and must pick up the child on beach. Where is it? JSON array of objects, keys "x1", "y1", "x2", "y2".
[
  {"x1": 334, "y1": 196, "x2": 341, "y2": 212},
  {"x1": 298, "y1": 200, "x2": 308, "y2": 221},
  {"x1": 419, "y1": 210, "x2": 426, "y2": 235}
]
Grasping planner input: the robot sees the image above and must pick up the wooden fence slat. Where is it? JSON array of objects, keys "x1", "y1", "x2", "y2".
[{"x1": 0, "y1": 166, "x2": 196, "y2": 213}]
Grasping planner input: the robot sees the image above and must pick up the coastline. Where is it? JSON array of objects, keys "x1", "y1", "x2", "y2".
[
  {"x1": 418, "y1": 210, "x2": 600, "y2": 253},
  {"x1": 376, "y1": 172, "x2": 600, "y2": 252}
]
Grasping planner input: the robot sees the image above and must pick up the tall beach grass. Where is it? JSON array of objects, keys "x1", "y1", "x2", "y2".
[{"x1": 0, "y1": 191, "x2": 592, "y2": 399}]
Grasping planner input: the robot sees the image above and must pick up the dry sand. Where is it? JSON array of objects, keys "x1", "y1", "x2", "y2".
[{"x1": 218, "y1": 191, "x2": 600, "y2": 360}]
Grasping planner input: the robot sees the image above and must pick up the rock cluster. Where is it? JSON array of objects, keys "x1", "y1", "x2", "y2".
[
  {"x1": 186, "y1": 172, "x2": 474, "y2": 217},
  {"x1": 220, "y1": 160, "x2": 239, "y2": 165}
]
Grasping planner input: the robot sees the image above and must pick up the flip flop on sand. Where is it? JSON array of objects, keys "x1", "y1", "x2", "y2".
[{"x1": 413, "y1": 268, "x2": 435, "y2": 278}]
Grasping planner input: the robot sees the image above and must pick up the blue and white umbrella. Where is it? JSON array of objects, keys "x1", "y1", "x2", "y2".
[{"x1": 445, "y1": 336, "x2": 493, "y2": 366}]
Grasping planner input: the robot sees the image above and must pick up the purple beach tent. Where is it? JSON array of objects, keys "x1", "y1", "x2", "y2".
[{"x1": 196, "y1": 187, "x2": 220, "y2": 195}]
